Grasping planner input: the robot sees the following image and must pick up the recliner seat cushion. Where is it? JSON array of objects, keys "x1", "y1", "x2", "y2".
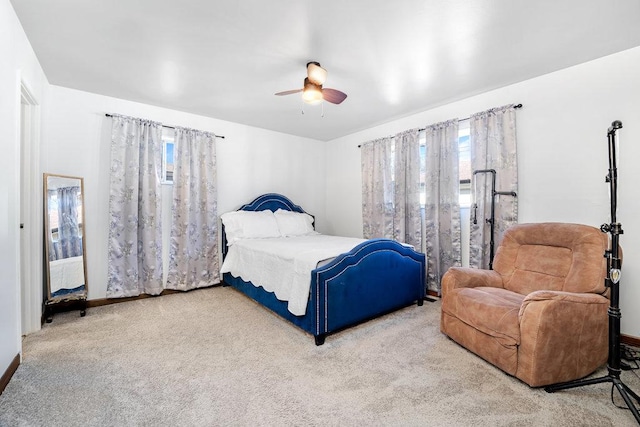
[{"x1": 442, "y1": 286, "x2": 525, "y2": 346}]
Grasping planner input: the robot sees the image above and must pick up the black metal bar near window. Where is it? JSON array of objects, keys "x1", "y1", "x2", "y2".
[
  {"x1": 104, "y1": 113, "x2": 225, "y2": 139},
  {"x1": 471, "y1": 168, "x2": 517, "y2": 270}
]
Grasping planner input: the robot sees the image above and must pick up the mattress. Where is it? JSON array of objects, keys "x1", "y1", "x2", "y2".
[{"x1": 220, "y1": 234, "x2": 365, "y2": 315}]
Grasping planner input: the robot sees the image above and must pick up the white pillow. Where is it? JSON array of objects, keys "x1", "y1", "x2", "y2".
[
  {"x1": 274, "y1": 209, "x2": 316, "y2": 237},
  {"x1": 221, "y1": 210, "x2": 281, "y2": 245}
]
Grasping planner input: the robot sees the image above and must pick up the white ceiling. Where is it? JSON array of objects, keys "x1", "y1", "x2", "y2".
[{"x1": 10, "y1": 0, "x2": 640, "y2": 141}]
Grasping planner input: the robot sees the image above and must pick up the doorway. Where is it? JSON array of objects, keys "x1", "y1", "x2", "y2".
[{"x1": 20, "y1": 81, "x2": 41, "y2": 335}]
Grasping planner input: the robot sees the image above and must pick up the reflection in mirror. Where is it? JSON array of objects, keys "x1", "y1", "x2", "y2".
[{"x1": 43, "y1": 173, "x2": 88, "y2": 322}]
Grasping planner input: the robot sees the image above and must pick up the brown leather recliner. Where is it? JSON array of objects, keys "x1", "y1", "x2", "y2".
[{"x1": 440, "y1": 222, "x2": 610, "y2": 387}]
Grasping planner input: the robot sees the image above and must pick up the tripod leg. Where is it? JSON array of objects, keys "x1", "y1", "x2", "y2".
[
  {"x1": 620, "y1": 381, "x2": 640, "y2": 404},
  {"x1": 544, "y1": 375, "x2": 611, "y2": 393},
  {"x1": 613, "y1": 379, "x2": 640, "y2": 423}
]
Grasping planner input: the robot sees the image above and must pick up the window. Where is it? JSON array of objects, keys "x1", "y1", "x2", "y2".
[
  {"x1": 458, "y1": 122, "x2": 471, "y2": 208},
  {"x1": 418, "y1": 122, "x2": 471, "y2": 208},
  {"x1": 162, "y1": 128, "x2": 174, "y2": 183}
]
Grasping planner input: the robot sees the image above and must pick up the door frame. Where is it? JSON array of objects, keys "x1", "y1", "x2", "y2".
[{"x1": 19, "y1": 79, "x2": 42, "y2": 335}]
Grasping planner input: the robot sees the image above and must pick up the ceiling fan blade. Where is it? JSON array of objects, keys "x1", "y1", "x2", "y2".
[
  {"x1": 322, "y1": 88, "x2": 348, "y2": 104},
  {"x1": 275, "y1": 89, "x2": 303, "y2": 96}
]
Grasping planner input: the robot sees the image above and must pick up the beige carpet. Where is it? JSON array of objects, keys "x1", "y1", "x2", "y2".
[{"x1": 1, "y1": 286, "x2": 638, "y2": 426}]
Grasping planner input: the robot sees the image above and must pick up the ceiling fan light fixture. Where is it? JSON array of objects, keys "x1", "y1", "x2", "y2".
[
  {"x1": 307, "y1": 61, "x2": 327, "y2": 85},
  {"x1": 302, "y1": 77, "x2": 323, "y2": 105}
]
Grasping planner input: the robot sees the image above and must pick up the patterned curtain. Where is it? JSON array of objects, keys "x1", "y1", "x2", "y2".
[
  {"x1": 423, "y1": 120, "x2": 462, "y2": 294},
  {"x1": 57, "y1": 186, "x2": 83, "y2": 259},
  {"x1": 469, "y1": 104, "x2": 518, "y2": 269},
  {"x1": 48, "y1": 187, "x2": 83, "y2": 261},
  {"x1": 393, "y1": 129, "x2": 422, "y2": 248},
  {"x1": 361, "y1": 137, "x2": 394, "y2": 239},
  {"x1": 107, "y1": 115, "x2": 164, "y2": 297},
  {"x1": 361, "y1": 132, "x2": 421, "y2": 246},
  {"x1": 166, "y1": 127, "x2": 220, "y2": 290}
]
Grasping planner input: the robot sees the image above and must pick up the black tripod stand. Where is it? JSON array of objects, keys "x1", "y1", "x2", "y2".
[{"x1": 544, "y1": 120, "x2": 640, "y2": 424}]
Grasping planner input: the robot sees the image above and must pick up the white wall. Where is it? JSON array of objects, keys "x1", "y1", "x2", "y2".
[
  {"x1": 325, "y1": 46, "x2": 640, "y2": 337},
  {"x1": 44, "y1": 86, "x2": 326, "y2": 300},
  {"x1": 0, "y1": 0, "x2": 49, "y2": 375}
]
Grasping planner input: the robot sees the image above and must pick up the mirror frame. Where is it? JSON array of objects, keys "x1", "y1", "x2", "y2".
[{"x1": 43, "y1": 173, "x2": 88, "y2": 312}]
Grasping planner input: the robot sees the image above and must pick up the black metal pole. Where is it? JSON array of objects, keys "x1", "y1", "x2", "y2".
[
  {"x1": 545, "y1": 120, "x2": 640, "y2": 425},
  {"x1": 473, "y1": 169, "x2": 496, "y2": 268},
  {"x1": 472, "y1": 169, "x2": 517, "y2": 269}
]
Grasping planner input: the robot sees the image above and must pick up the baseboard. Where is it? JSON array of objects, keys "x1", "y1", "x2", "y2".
[
  {"x1": 622, "y1": 334, "x2": 640, "y2": 348},
  {"x1": 426, "y1": 289, "x2": 440, "y2": 298},
  {"x1": 87, "y1": 290, "x2": 179, "y2": 308},
  {"x1": 87, "y1": 285, "x2": 220, "y2": 308},
  {"x1": 0, "y1": 354, "x2": 20, "y2": 396}
]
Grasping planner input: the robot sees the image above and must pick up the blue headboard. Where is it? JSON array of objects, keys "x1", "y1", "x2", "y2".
[
  {"x1": 221, "y1": 193, "x2": 312, "y2": 259},
  {"x1": 238, "y1": 193, "x2": 307, "y2": 214}
]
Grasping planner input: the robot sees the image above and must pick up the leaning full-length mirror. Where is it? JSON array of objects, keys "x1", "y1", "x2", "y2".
[{"x1": 43, "y1": 173, "x2": 88, "y2": 321}]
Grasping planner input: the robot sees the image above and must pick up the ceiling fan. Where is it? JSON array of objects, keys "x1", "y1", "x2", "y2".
[{"x1": 275, "y1": 62, "x2": 347, "y2": 105}]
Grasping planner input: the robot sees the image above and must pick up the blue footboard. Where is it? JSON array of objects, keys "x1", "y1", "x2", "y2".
[{"x1": 311, "y1": 238, "x2": 425, "y2": 340}]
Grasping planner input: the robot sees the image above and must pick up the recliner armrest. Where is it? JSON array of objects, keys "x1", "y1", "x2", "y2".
[
  {"x1": 518, "y1": 290, "x2": 609, "y2": 320},
  {"x1": 515, "y1": 289, "x2": 609, "y2": 386},
  {"x1": 441, "y1": 267, "x2": 503, "y2": 294}
]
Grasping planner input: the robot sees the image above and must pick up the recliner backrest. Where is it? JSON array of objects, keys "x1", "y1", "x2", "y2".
[{"x1": 493, "y1": 223, "x2": 608, "y2": 295}]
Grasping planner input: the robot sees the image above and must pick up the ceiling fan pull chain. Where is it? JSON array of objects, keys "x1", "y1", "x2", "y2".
[{"x1": 321, "y1": 102, "x2": 325, "y2": 118}]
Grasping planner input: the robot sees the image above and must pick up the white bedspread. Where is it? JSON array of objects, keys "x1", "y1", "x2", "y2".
[
  {"x1": 49, "y1": 255, "x2": 85, "y2": 293},
  {"x1": 221, "y1": 235, "x2": 365, "y2": 316}
]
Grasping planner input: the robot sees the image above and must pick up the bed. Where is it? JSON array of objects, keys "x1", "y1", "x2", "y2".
[{"x1": 220, "y1": 193, "x2": 426, "y2": 345}]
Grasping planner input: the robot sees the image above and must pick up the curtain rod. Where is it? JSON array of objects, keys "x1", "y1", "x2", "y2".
[
  {"x1": 418, "y1": 103, "x2": 523, "y2": 131},
  {"x1": 105, "y1": 113, "x2": 225, "y2": 139},
  {"x1": 358, "y1": 103, "x2": 522, "y2": 147}
]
